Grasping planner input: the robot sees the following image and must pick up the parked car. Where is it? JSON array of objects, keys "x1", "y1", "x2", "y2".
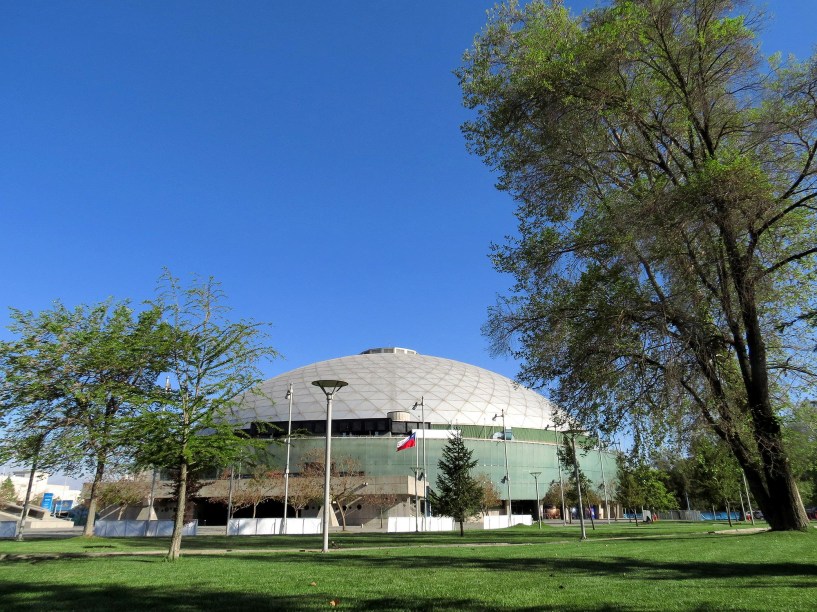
[
  {"x1": 752, "y1": 510, "x2": 764, "y2": 520},
  {"x1": 806, "y1": 507, "x2": 817, "y2": 520}
]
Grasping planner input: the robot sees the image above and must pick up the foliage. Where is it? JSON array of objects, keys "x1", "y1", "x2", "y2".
[
  {"x1": 211, "y1": 466, "x2": 279, "y2": 519},
  {"x1": 689, "y1": 436, "x2": 745, "y2": 524},
  {"x1": 299, "y1": 449, "x2": 365, "y2": 531},
  {"x1": 474, "y1": 473, "x2": 501, "y2": 517},
  {"x1": 428, "y1": 433, "x2": 483, "y2": 535},
  {"x1": 126, "y1": 271, "x2": 279, "y2": 560},
  {"x1": 0, "y1": 477, "x2": 17, "y2": 505},
  {"x1": 364, "y1": 490, "x2": 402, "y2": 527},
  {"x1": 94, "y1": 476, "x2": 151, "y2": 520},
  {"x1": 615, "y1": 455, "x2": 679, "y2": 523},
  {"x1": 0, "y1": 300, "x2": 170, "y2": 536},
  {"x1": 783, "y1": 401, "x2": 817, "y2": 506},
  {"x1": 280, "y1": 474, "x2": 318, "y2": 519},
  {"x1": 459, "y1": 0, "x2": 817, "y2": 531},
  {"x1": 556, "y1": 435, "x2": 602, "y2": 511}
]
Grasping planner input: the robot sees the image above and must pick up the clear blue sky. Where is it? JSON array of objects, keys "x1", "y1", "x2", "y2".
[{"x1": 2, "y1": 0, "x2": 815, "y2": 392}]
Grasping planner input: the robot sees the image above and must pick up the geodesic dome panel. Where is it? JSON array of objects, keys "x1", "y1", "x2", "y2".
[{"x1": 232, "y1": 348, "x2": 555, "y2": 430}]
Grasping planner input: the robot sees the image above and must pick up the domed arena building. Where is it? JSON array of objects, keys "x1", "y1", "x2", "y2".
[{"x1": 182, "y1": 347, "x2": 619, "y2": 527}]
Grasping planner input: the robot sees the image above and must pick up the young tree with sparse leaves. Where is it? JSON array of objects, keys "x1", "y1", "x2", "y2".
[
  {"x1": 300, "y1": 449, "x2": 365, "y2": 531},
  {"x1": 428, "y1": 433, "x2": 483, "y2": 536},
  {"x1": 93, "y1": 476, "x2": 152, "y2": 520},
  {"x1": 126, "y1": 271, "x2": 279, "y2": 561},
  {"x1": 475, "y1": 473, "x2": 502, "y2": 518},
  {"x1": 460, "y1": 0, "x2": 816, "y2": 531}
]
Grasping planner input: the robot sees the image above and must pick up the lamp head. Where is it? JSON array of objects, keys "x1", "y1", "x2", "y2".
[{"x1": 312, "y1": 380, "x2": 348, "y2": 396}]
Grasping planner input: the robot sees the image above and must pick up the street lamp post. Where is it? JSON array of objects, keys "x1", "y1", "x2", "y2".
[
  {"x1": 225, "y1": 464, "x2": 235, "y2": 536},
  {"x1": 312, "y1": 379, "x2": 348, "y2": 553},
  {"x1": 282, "y1": 383, "x2": 294, "y2": 535},
  {"x1": 597, "y1": 434, "x2": 611, "y2": 524},
  {"x1": 530, "y1": 471, "x2": 542, "y2": 529},
  {"x1": 493, "y1": 410, "x2": 512, "y2": 522},
  {"x1": 412, "y1": 396, "x2": 428, "y2": 530}
]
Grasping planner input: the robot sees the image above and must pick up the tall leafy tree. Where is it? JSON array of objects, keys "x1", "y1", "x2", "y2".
[
  {"x1": 690, "y1": 436, "x2": 746, "y2": 524},
  {"x1": 615, "y1": 455, "x2": 678, "y2": 524},
  {"x1": 783, "y1": 401, "x2": 817, "y2": 506},
  {"x1": 428, "y1": 433, "x2": 483, "y2": 536},
  {"x1": 128, "y1": 271, "x2": 279, "y2": 561},
  {"x1": 459, "y1": 0, "x2": 816, "y2": 530},
  {"x1": 0, "y1": 301, "x2": 168, "y2": 536}
]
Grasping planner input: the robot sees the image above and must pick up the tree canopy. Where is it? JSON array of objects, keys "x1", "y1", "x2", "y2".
[
  {"x1": 0, "y1": 300, "x2": 169, "y2": 537},
  {"x1": 459, "y1": 0, "x2": 816, "y2": 530}
]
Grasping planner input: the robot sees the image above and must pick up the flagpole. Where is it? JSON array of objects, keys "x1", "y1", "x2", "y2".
[
  {"x1": 415, "y1": 433, "x2": 420, "y2": 532},
  {"x1": 421, "y1": 397, "x2": 428, "y2": 531}
]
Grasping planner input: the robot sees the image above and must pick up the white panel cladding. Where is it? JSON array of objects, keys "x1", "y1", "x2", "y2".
[{"x1": 232, "y1": 349, "x2": 556, "y2": 430}]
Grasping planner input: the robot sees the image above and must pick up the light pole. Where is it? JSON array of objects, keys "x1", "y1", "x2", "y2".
[
  {"x1": 282, "y1": 383, "x2": 294, "y2": 535},
  {"x1": 225, "y1": 464, "x2": 235, "y2": 536},
  {"x1": 312, "y1": 379, "x2": 348, "y2": 553},
  {"x1": 597, "y1": 434, "x2": 611, "y2": 524},
  {"x1": 530, "y1": 471, "x2": 542, "y2": 529},
  {"x1": 493, "y1": 410, "x2": 512, "y2": 522},
  {"x1": 412, "y1": 396, "x2": 428, "y2": 530},
  {"x1": 565, "y1": 430, "x2": 587, "y2": 540}
]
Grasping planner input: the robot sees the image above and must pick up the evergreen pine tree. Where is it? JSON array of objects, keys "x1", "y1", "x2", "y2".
[
  {"x1": 0, "y1": 477, "x2": 17, "y2": 506},
  {"x1": 429, "y1": 433, "x2": 482, "y2": 536}
]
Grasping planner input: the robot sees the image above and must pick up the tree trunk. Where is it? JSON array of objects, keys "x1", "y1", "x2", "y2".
[
  {"x1": 167, "y1": 460, "x2": 188, "y2": 562},
  {"x1": 15, "y1": 442, "x2": 41, "y2": 541},
  {"x1": 726, "y1": 501, "x2": 733, "y2": 527},
  {"x1": 459, "y1": 520, "x2": 464, "y2": 536},
  {"x1": 738, "y1": 440, "x2": 809, "y2": 531},
  {"x1": 338, "y1": 505, "x2": 347, "y2": 531},
  {"x1": 722, "y1": 243, "x2": 810, "y2": 532},
  {"x1": 83, "y1": 457, "x2": 107, "y2": 537}
]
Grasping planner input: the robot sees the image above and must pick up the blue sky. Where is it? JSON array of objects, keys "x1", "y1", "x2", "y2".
[{"x1": 2, "y1": 0, "x2": 816, "y2": 395}]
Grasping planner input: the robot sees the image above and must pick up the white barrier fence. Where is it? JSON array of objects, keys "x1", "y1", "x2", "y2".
[
  {"x1": 0, "y1": 521, "x2": 17, "y2": 538},
  {"x1": 387, "y1": 516, "x2": 455, "y2": 533},
  {"x1": 94, "y1": 520, "x2": 198, "y2": 537},
  {"x1": 227, "y1": 518, "x2": 322, "y2": 535},
  {"x1": 483, "y1": 514, "x2": 533, "y2": 530}
]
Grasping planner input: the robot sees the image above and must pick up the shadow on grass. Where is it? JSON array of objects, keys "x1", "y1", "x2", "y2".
[
  {"x1": 0, "y1": 580, "x2": 635, "y2": 612},
  {"x1": 217, "y1": 550, "x2": 817, "y2": 587}
]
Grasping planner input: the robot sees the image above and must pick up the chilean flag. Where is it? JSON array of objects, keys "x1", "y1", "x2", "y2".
[{"x1": 396, "y1": 432, "x2": 417, "y2": 452}]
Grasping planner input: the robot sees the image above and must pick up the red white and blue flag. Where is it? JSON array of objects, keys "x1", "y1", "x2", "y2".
[{"x1": 396, "y1": 432, "x2": 417, "y2": 452}]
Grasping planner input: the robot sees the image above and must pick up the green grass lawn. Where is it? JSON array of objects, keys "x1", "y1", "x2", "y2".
[{"x1": 2, "y1": 522, "x2": 815, "y2": 611}]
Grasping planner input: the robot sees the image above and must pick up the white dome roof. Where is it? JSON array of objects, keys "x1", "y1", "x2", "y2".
[{"x1": 234, "y1": 348, "x2": 556, "y2": 430}]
